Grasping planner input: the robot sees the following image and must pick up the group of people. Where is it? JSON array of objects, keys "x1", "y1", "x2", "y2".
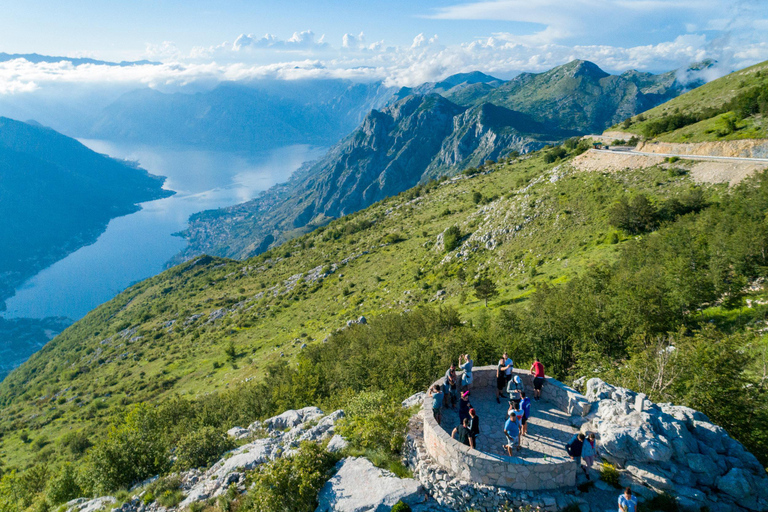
[
  {"x1": 427, "y1": 352, "x2": 548, "y2": 455},
  {"x1": 565, "y1": 431, "x2": 599, "y2": 479},
  {"x1": 425, "y1": 353, "x2": 642, "y2": 512}
]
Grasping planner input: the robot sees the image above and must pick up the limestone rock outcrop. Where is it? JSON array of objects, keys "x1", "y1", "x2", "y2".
[
  {"x1": 580, "y1": 378, "x2": 768, "y2": 512},
  {"x1": 315, "y1": 457, "x2": 426, "y2": 512}
]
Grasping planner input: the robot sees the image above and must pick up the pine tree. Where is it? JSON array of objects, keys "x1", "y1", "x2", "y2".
[{"x1": 473, "y1": 277, "x2": 499, "y2": 307}]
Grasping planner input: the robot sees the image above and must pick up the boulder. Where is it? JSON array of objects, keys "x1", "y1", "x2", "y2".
[
  {"x1": 402, "y1": 392, "x2": 426, "y2": 409},
  {"x1": 326, "y1": 434, "x2": 349, "y2": 453},
  {"x1": 226, "y1": 426, "x2": 251, "y2": 439},
  {"x1": 687, "y1": 453, "x2": 718, "y2": 474},
  {"x1": 716, "y1": 467, "x2": 752, "y2": 499},
  {"x1": 315, "y1": 457, "x2": 426, "y2": 512},
  {"x1": 66, "y1": 497, "x2": 117, "y2": 512},
  {"x1": 263, "y1": 406, "x2": 324, "y2": 431},
  {"x1": 585, "y1": 378, "x2": 616, "y2": 402}
]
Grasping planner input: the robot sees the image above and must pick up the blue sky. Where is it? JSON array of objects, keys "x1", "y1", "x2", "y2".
[{"x1": 0, "y1": 0, "x2": 766, "y2": 92}]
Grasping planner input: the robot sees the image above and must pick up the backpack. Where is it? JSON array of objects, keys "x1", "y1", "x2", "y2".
[{"x1": 565, "y1": 440, "x2": 577, "y2": 457}]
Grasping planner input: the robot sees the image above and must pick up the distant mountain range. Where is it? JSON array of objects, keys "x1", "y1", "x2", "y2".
[
  {"x1": 0, "y1": 117, "x2": 171, "y2": 309},
  {"x1": 85, "y1": 79, "x2": 394, "y2": 151},
  {"x1": 176, "y1": 59, "x2": 697, "y2": 260},
  {"x1": 0, "y1": 52, "x2": 160, "y2": 66}
]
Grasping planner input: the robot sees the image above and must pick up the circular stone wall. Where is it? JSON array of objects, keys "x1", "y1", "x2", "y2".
[{"x1": 422, "y1": 366, "x2": 592, "y2": 491}]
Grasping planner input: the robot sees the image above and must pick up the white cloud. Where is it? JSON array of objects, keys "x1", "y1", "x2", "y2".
[
  {"x1": 232, "y1": 30, "x2": 328, "y2": 51},
  {"x1": 1, "y1": 19, "x2": 767, "y2": 96},
  {"x1": 144, "y1": 41, "x2": 181, "y2": 60}
]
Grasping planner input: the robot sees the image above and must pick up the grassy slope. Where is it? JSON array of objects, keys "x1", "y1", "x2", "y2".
[
  {"x1": 0, "y1": 147, "x2": 720, "y2": 469},
  {"x1": 610, "y1": 59, "x2": 768, "y2": 142}
]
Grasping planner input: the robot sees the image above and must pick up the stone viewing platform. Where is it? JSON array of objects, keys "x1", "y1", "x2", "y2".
[{"x1": 422, "y1": 366, "x2": 591, "y2": 490}]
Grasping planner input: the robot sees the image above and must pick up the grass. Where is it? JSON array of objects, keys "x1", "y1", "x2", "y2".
[{"x1": 0, "y1": 148, "x2": 731, "y2": 470}]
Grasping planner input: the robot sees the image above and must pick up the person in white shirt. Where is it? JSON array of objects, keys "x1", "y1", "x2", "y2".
[{"x1": 618, "y1": 488, "x2": 638, "y2": 512}]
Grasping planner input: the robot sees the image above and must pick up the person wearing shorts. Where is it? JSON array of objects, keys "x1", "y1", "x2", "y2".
[
  {"x1": 530, "y1": 358, "x2": 545, "y2": 401},
  {"x1": 503, "y1": 352, "x2": 513, "y2": 385},
  {"x1": 503, "y1": 411, "x2": 520, "y2": 456},
  {"x1": 444, "y1": 363, "x2": 458, "y2": 408},
  {"x1": 520, "y1": 391, "x2": 531, "y2": 436},
  {"x1": 495, "y1": 358, "x2": 507, "y2": 403}
]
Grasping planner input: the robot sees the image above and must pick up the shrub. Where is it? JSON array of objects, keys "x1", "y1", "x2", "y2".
[
  {"x1": 247, "y1": 442, "x2": 339, "y2": 512},
  {"x1": 174, "y1": 426, "x2": 234, "y2": 471},
  {"x1": 337, "y1": 391, "x2": 411, "y2": 455},
  {"x1": 45, "y1": 464, "x2": 82, "y2": 506},
  {"x1": 640, "y1": 492, "x2": 679, "y2": 512},
  {"x1": 391, "y1": 501, "x2": 412, "y2": 512},
  {"x1": 82, "y1": 404, "x2": 170, "y2": 493},
  {"x1": 600, "y1": 461, "x2": 620, "y2": 487},
  {"x1": 443, "y1": 226, "x2": 462, "y2": 252},
  {"x1": 543, "y1": 146, "x2": 568, "y2": 163}
]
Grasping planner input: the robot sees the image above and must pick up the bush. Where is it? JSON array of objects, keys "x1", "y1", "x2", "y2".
[
  {"x1": 543, "y1": 146, "x2": 568, "y2": 163},
  {"x1": 247, "y1": 442, "x2": 339, "y2": 512},
  {"x1": 600, "y1": 461, "x2": 620, "y2": 487},
  {"x1": 391, "y1": 501, "x2": 412, "y2": 512},
  {"x1": 174, "y1": 426, "x2": 234, "y2": 471},
  {"x1": 337, "y1": 391, "x2": 411, "y2": 455},
  {"x1": 45, "y1": 464, "x2": 82, "y2": 506},
  {"x1": 640, "y1": 492, "x2": 679, "y2": 512},
  {"x1": 82, "y1": 404, "x2": 170, "y2": 493},
  {"x1": 443, "y1": 226, "x2": 462, "y2": 252}
]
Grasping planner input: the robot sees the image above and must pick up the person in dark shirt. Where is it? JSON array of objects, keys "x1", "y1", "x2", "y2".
[
  {"x1": 458, "y1": 390, "x2": 472, "y2": 424},
  {"x1": 566, "y1": 433, "x2": 588, "y2": 478},
  {"x1": 451, "y1": 418, "x2": 472, "y2": 446},
  {"x1": 520, "y1": 392, "x2": 531, "y2": 437},
  {"x1": 468, "y1": 408, "x2": 480, "y2": 449},
  {"x1": 444, "y1": 363, "x2": 458, "y2": 409}
]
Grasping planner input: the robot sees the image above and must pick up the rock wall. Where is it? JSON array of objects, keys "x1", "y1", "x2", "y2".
[{"x1": 421, "y1": 367, "x2": 579, "y2": 490}]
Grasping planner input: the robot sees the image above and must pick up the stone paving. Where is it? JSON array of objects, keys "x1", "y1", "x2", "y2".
[{"x1": 439, "y1": 385, "x2": 578, "y2": 462}]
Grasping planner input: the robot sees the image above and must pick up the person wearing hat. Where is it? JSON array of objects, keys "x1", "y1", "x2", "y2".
[
  {"x1": 503, "y1": 410, "x2": 520, "y2": 456},
  {"x1": 458, "y1": 390, "x2": 472, "y2": 424},
  {"x1": 506, "y1": 374, "x2": 523, "y2": 410},
  {"x1": 468, "y1": 407, "x2": 480, "y2": 449}
]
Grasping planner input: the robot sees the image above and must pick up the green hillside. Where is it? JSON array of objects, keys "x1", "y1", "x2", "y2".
[
  {"x1": 1, "y1": 133, "x2": 768, "y2": 504},
  {"x1": 611, "y1": 59, "x2": 768, "y2": 142}
]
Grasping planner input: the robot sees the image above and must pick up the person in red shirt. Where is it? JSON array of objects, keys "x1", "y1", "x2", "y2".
[{"x1": 530, "y1": 358, "x2": 545, "y2": 401}]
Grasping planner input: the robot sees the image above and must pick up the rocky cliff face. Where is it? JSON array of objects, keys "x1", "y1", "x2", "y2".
[
  {"x1": 481, "y1": 60, "x2": 683, "y2": 134},
  {"x1": 177, "y1": 94, "x2": 558, "y2": 261},
  {"x1": 176, "y1": 60, "x2": 694, "y2": 262}
]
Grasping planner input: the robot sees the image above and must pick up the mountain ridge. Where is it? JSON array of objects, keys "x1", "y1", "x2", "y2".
[{"x1": 175, "y1": 59, "x2": 690, "y2": 261}]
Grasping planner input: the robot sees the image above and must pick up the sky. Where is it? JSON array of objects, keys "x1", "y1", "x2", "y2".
[{"x1": 1, "y1": 0, "x2": 767, "y2": 93}]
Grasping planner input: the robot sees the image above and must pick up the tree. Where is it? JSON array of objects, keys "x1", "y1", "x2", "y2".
[
  {"x1": 443, "y1": 226, "x2": 462, "y2": 252},
  {"x1": 473, "y1": 277, "x2": 499, "y2": 307}
]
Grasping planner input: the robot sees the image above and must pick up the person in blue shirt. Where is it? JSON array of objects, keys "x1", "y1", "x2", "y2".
[
  {"x1": 503, "y1": 411, "x2": 520, "y2": 456},
  {"x1": 618, "y1": 487, "x2": 638, "y2": 512},
  {"x1": 520, "y1": 392, "x2": 531, "y2": 437},
  {"x1": 428, "y1": 385, "x2": 443, "y2": 425}
]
